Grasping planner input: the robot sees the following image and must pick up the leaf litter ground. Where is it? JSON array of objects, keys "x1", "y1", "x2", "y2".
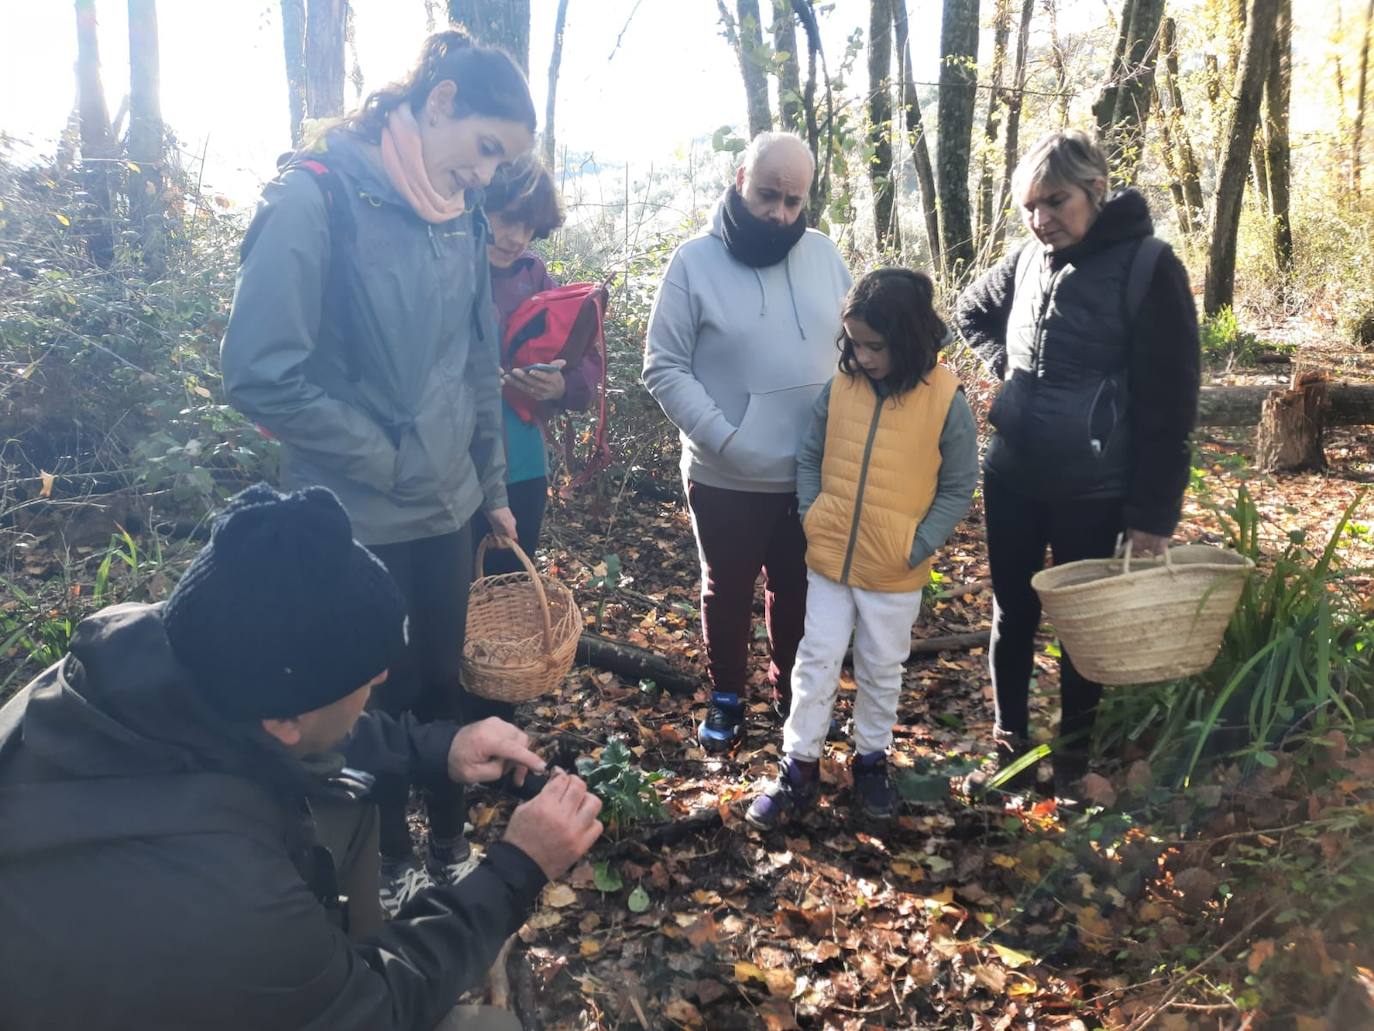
[{"x1": 458, "y1": 428, "x2": 1374, "y2": 1031}]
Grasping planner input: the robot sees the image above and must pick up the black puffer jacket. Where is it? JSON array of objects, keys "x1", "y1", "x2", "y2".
[
  {"x1": 955, "y1": 190, "x2": 1201, "y2": 535},
  {"x1": 0, "y1": 603, "x2": 546, "y2": 1031}
]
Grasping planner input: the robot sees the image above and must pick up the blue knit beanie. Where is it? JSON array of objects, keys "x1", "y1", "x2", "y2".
[{"x1": 163, "y1": 483, "x2": 408, "y2": 720}]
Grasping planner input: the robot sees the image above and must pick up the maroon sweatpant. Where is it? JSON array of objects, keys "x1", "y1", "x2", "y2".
[{"x1": 686, "y1": 480, "x2": 808, "y2": 700}]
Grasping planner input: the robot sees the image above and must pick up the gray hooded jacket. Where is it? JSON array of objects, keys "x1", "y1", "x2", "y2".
[
  {"x1": 221, "y1": 131, "x2": 506, "y2": 546},
  {"x1": 642, "y1": 198, "x2": 852, "y2": 493}
]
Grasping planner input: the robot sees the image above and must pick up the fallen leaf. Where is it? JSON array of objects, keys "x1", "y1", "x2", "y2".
[
  {"x1": 663, "y1": 997, "x2": 703, "y2": 1028},
  {"x1": 734, "y1": 961, "x2": 767, "y2": 986},
  {"x1": 580, "y1": 939, "x2": 601, "y2": 957},
  {"x1": 526, "y1": 910, "x2": 562, "y2": 930},
  {"x1": 1247, "y1": 938, "x2": 1276, "y2": 973},
  {"x1": 1078, "y1": 772, "x2": 1117, "y2": 807},
  {"x1": 992, "y1": 943, "x2": 1035, "y2": 969},
  {"x1": 764, "y1": 967, "x2": 796, "y2": 997},
  {"x1": 627, "y1": 885, "x2": 650, "y2": 912},
  {"x1": 544, "y1": 883, "x2": 578, "y2": 908},
  {"x1": 38, "y1": 470, "x2": 54, "y2": 499},
  {"x1": 758, "y1": 1000, "x2": 801, "y2": 1031},
  {"x1": 971, "y1": 963, "x2": 1007, "y2": 992}
]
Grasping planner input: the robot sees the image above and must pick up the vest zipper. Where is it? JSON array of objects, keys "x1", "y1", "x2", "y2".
[
  {"x1": 427, "y1": 224, "x2": 443, "y2": 259},
  {"x1": 839, "y1": 389, "x2": 885, "y2": 585}
]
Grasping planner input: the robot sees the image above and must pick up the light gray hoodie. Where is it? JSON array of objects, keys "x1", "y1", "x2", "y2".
[{"x1": 642, "y1": 200, "x2": 852, "y2": 493}]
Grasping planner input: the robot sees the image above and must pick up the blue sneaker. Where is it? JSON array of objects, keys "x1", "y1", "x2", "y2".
[
  {"x1": 746, "y1": 757, "x2": 819, "y2": 829},
  {"x1": 853, "y1": 751, "x2": 897, "y2": 820},
  {"x1": 698, "y1": 692, "x2": 744, "y2": 753}
]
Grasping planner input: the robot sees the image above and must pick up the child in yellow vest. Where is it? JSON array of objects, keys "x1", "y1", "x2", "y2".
[{"x1": 746, "y1": 269, "x2": 979, "y2": 826}]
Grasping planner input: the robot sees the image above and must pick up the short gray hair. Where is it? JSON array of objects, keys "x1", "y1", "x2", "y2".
[
  {"x1": 742, "y1": 131, "x2": 816, "y2": 176},
  {"x1": 1011, "y1": 129, "x2": 1110, "y2": 208}
]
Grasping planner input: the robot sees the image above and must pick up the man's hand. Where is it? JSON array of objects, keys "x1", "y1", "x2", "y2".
[
  {"x1": 502, "y1": 772, "x2": 604, "y2": 881},
  {"x1": 1126, "y1": 528, "x2": 1170, "y2": 558},
  {"x1": 447, "y1": 717, "x2": 545, "y2": 785},
  {"x1": 503, "y1": 359, "x2": 567, "y2": 402},
  {"x1": 484, "y1": 506, "x2": 518, "y2": 543}
]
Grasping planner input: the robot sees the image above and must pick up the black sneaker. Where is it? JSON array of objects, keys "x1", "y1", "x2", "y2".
[
  {"x1": 852, "y1": 751, "x2": 897, "y2": 820},
  {"x1": 378, "y1": 855, "x2": 432, "y2": 918},
  {"x1": 425, "y1": 836, "x2": 481, "y2": 886},
  {"x1": 745, "y1": 757, "x2": 819, "y2": 829},
  {"x1": 698, "y1": 692, "x2": 744, "y2": 753}
]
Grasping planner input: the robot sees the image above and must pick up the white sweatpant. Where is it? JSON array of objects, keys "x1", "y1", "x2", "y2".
[{"x1": 782, "y1": 568, "x2": 924, "y2": 760}]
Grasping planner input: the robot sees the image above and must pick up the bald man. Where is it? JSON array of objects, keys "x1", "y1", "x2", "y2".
[{"x1": 643, "y1": 131, "x2": 852, "y2": 752}]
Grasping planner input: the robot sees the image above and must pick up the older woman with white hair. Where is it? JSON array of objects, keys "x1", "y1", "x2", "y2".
[{"x1": 954, "y1": 129, "x2": 1201, "y2": 794}]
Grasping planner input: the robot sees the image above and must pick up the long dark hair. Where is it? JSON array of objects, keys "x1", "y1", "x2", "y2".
[
  {"x1": 343, "y1": 28, "x2": 536, "y2": 140},
  {"x1": 837, "y1": 268, "x2": 947, "y2": 396}
]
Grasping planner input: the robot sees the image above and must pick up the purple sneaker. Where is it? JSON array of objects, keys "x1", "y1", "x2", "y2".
[
  {"x1": 745, "y1": 757, "x2": 819, "y2": 830},
  {"x1": 853, "y1": 751, "x2": 897, "y2": 820}
]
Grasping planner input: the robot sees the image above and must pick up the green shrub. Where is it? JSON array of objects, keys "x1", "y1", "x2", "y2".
[
  {"x1": 575, "y1": 737, "x2": 669, "y2": 835},
  {"x1": 1096, "y1": 485, "x2": 1373, "y2": 782}
]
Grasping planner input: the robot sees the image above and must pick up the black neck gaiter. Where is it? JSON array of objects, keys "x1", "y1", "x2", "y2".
[{"x1": 719, "y1": 185, "x2": 808, "y2": 267}]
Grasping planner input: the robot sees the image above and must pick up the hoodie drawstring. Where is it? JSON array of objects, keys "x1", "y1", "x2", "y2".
[
  {"x1": 753, "y1": 268, "x2": 768, "y2": 316},
  {"x1": 783, "y1": 251, "x2": 806, "y2": 339}
]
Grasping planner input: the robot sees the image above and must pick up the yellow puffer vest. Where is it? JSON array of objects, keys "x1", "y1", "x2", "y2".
[{"x1": 804, "y1": 365, "x2": 961, "y2": 592}]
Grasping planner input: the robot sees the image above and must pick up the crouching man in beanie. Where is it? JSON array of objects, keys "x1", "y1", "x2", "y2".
[{"x1": 0, "y1": 484, "x2": 602, "y2": 1031}]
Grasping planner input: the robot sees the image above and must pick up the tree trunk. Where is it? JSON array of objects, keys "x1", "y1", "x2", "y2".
[
  {"x1": 1046, "y1": 0, "x2": 1070, "y2": 126},
  {"x1": 894, "y1": 0, "x2": 941, "y2": 269},
  {"x1": 305, "y1": 0, "x2": 348, "y2": 120},
  {"x1": 991, "y1": 0, "x2": 1034, "y2": 259},
  {"x1": 543, "y1": 0, "x2": 570, "y2": 168},
  {"x1": 1160, "y1": 17, "x2": 1204, "y2": 231},
  {"x1": 794, "y1": 0, "x2": 834, "y2": 224},
  {"x1": 127, "y1": 0, "x2": 165, "y2": 280},
  {"x1": 1256, "y1": 371, "x2": 1330, "y2": 473},
  {"x1": 868, "y1": 0, "x2": 896, "y2": 250},
  {"x1": 73, "y1": 0, "x2": 116, "y2": 269},
  {"x1": 448, "y1": 0, "x2": 530, "y2": 74},
  {"x1": 1251, "y1": 133, "x2": 1270, "y2": 214},
  {"x1": 937, "y1": 0, "x2": 980, "y2": 278},
  {"x1": 1264, "y1": 0, "x2": 1293, "y2": 277},
  {"x1": 1204, "y1": 0, "x2": 1280, "y2": 317},
  {"x1": 1196, "y1": 382, "x2": 1374, "y2": 426},
  {"x1": 281, "y1": 0, "x2": 308, "y2": 147},
  {"x1": 1355, "y1": 0, "x2": 1374, "y2": 194},
  {"x1": 1094, "y1": 0, "x2": 1166, "y2": 183},
  {"x1": 1093, "y1": 0, "x2": 1137, "y2": 140},
  {"x1": 772, "y1": 0, "x2": 804, "y2": 133},
  {"x1": 738, "y1": 0, "x2": 774, "y2": 136},
  {"x1": 976, "y1": 0, "x2": 1012, "y2": 256}
]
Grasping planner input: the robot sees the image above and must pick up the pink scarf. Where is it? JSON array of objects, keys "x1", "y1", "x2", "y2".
[{"x1": 380, "y1": 104, "x2": 467, "y2": 224}]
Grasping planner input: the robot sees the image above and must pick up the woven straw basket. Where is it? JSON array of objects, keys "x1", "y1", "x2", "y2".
[
  {"x1": 462, "y1": 536, "x2": 581, "y2": 703},
  {"x1": 1030, "y1": 541, "x2": 1254, "y2": 686}
]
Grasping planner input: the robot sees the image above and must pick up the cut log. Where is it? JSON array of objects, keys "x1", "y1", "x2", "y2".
[
  {"x1": 1197, "y1": 382, "x2": 1374, "y2": 427},
  {"x1": 845, "y1": 629, "x2": 991, "y2": 665},
  {"x1": 1257, "y1": 370, "x2": 1330, "y2": 472},
  {"x1": 576, "y1": 632, "x2": 700, "y2": 695}
]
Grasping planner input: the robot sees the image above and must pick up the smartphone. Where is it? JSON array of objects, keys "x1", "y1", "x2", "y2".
[{"x1": 517, "y1": 362, "x2": 560, "y2": 374}]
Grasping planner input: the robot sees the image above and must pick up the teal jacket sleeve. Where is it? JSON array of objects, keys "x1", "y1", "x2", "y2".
[
  {"x1": 911, "y1": 389, "x2": 979, "y2": 566},
  {"x1": 219, "y1": 170, "x2": 398, "y2": 493},
  {"x1": 795, "y1": 380, "x2": 831, "y2": 521}
]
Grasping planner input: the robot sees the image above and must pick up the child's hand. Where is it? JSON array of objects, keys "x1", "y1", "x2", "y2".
[{"x1": 503, "y1": 359, "x2": 567, "y2": 401}]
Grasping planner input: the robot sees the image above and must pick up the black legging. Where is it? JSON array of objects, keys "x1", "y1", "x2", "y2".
[
  {"x1": 368, "y1": 526, "x2": 472, "y2": 858},
  {"x1": 985, "y1": 473, "x2": 1123, "y2": 755}
]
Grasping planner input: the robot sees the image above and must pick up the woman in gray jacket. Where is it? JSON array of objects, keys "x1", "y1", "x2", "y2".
[{"x1": 221, "y1": 29, "x2": 535, "y2": 915}]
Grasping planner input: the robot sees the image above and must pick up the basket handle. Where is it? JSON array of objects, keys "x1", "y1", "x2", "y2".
[
  {"x1": 1117, "y1": 534, "x2": 1174, "y2": 575},
  {"x1": 474, "y1": 534, "x2": 556, "y2": 660}
]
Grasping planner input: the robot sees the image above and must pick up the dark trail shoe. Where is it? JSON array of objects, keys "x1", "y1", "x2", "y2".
[
  {"x1": 853, "y1": 751, "x2": 897, "y2": 820},
  {"x1": 698, "y1": 692, "x2": 745, "y2": 753},
  {"x1": 746, "y1": 756, "x2": 819, "y2": 829},
  {"x1": 425, "y1": 836, "x2": 480, "y2": 886},
  {"x1": 960, "y1": 731, "x2": 1037, "y2": 797}
]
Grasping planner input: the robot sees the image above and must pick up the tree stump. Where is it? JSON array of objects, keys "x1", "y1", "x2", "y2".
[{"x1": 1256, "y1": 369, "x2": 1330, "y2": 472}]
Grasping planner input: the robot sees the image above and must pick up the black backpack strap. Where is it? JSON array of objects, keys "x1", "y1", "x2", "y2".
[
  {"x1": 1126, "y1": 235, "x2": 1166, "y2": 321},
  {"x1": 291, "y1": 159, "x2": 365, "y2": 382}
]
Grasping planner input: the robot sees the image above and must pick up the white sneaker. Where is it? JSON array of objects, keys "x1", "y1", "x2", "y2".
[{"x1": 378, "y1": 857, "x2": 433, "y2": 918}]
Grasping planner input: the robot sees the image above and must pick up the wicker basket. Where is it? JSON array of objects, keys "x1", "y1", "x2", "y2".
[
  {"x1": 462, "y1": 536, "x2": 581, "y2": 703},
  {"x1": 1030, "y1": 540, "x2": 1254, "y2": 686}
]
